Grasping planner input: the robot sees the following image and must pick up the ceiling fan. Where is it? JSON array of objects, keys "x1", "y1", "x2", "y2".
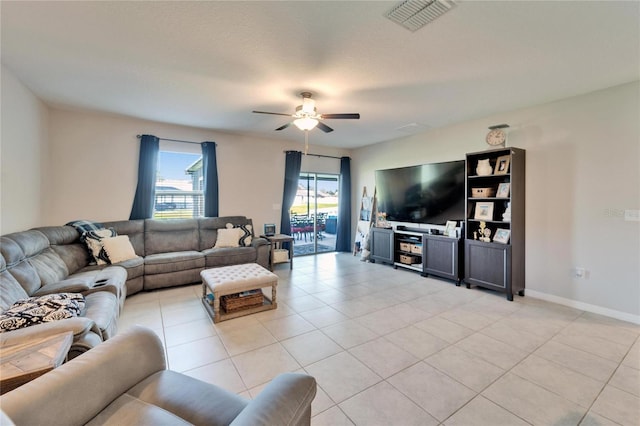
[{"x1": 252, "y1": 92, "x2": 360, "y2": 133}]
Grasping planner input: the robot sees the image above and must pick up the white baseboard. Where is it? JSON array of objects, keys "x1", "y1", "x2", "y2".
[{"x1": 526, "y1": 289, "x2": 640, "y2": 325}]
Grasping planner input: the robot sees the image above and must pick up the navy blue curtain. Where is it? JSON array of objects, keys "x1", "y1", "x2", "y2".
[
  {"x1": 129, "y1": 134, "x2": 159, "y2": 220},
  {"x1": 201, "y1": 142, "x2": 219, "y2": 217},
  {"x1": 280, "y1": 151, "x2": 302, "y2": 238},
  {"x1": 335, "y1": 156, "x2": 352, "y2": 252}
]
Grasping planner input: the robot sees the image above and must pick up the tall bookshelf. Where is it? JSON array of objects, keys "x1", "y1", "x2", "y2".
[{"x1": 464, "y1": 147, "x2": 525, "y2": 301}]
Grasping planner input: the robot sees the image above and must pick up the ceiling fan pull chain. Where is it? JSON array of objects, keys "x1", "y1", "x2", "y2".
[{"x1": 304, "y1": 130, "x2": 309, "y2": 155}]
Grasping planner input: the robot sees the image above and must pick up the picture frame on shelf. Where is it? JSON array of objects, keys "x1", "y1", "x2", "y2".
[
  {"x1": 444, "y1": 220, "x2": 457, "y2": 237},
  {"x1": 494, "y1": 155, "x2": 511, "y2": 175},
  {"x1": 474, "y1": 202, "x2": 494, "y2": 220},
  {"x1": 493, "y1": 228, "x2": 511, "y2": 244},
  {"x1": 496, "y1": 182, "x2": 511, "y2": 198}
]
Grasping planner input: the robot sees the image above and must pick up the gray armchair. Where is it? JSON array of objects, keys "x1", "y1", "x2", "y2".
[{"x1": 0, "y1": 326, "x2": 317, "y2": 425}]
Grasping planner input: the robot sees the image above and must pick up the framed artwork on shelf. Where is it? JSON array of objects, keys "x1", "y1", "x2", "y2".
[
  {"x1": 493, "y1": 228, "x2": 511, "y2": 244},
  {"x1": 494, "y1": 155, "x2": 511, "y2": 175},
  {"x1": 474, "y1": 202, "x2": 494, "y2": 220},
  {"x1": 496, "y1": 183, "x2": 511, "y2": 198},
  {"x1": 444, "y1": 220, "x2": 457, "y2": 237}
]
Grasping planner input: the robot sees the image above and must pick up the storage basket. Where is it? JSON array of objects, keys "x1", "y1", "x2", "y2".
[
  {"x1": 410, "y1": 244, "x2": 422, "y2": 254},
  {"x1": 273, "y1": 248, "x2": 289, "y2": 263},
  {"x1": 399, "y1": 254, "x2": 420, "y2": 265},
  {"x1": 399, "y1": 242, "x2": 411, "y2": 252},
  {"x1": 471, "y1": 187, "x2": 495, "y2": 198},
  {"x1": 221, "y1": 290, "x2": 264, "y2": 312}
]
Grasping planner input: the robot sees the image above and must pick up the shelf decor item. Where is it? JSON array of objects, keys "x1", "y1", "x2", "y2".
[
  {"x1": 474, "y1": 202, "x2": 494, "y2": 220},
  {"x1": 477, "y1": 221, "x2": 492, "y2": 242},
  {"x1": 471, "y1": 187, "x2": 495, "y2": 198},
  {"x1": 444, "y1": 220, "x2": 457, "y2": 237},
  {"x1": 486, "y1": 124, "x2": 509, "y2": 147},
  {"x1": 476, "y1": 159, "x2": 493, "y2": 176},
  {"x1": 496, "y1": 183, "x2": 510, "y2": 198},
  {"x1": 502, "y1": 202, "x2": 512, "y2": 222},
  {"x1": 493, "y1": 229, "x2": 511, "y2": 244},
  {"x1": 494, "y1": 155, "x2": 511, "y2": 175}
]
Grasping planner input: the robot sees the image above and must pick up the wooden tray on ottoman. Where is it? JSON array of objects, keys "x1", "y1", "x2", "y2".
[{"x1": 221, "y1": 290, "x2": 264, "y2": 312}]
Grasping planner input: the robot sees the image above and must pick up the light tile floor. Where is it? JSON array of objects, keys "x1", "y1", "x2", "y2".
[{"x1": 118, "y1": 253, "x2": 640, "y2": 426}]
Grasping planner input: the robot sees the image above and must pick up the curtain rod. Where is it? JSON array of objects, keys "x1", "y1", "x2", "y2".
[
  {"x1": 136, "y1": 135, "x2": 213, "y2": 145},
  {"x1": 283, "y1": 150, "x2": 347, "y2": 160}
]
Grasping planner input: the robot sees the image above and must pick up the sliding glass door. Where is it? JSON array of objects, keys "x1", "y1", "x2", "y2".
[{"x1": 291, "y1": 173, "x2": 339, "y2": 256}]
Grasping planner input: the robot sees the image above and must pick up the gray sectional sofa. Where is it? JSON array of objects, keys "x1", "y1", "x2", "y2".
[
  {"x1": 0, "y1": 216, "x2": 269, "y2": 357},
  {"x1": 1, "y1": 326, "x2": 317, "y2": 426}
]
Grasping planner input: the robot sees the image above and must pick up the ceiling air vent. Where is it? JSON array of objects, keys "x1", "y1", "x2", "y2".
[{"x1": 385, "y1": 0, "x2": 456, "y2": 32}]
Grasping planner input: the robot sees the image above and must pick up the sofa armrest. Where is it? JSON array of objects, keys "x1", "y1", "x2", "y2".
[
  {"x1": 0, "y1": 326, "x2": 166, "y2": 426},
  {"x1": 31, "y1": 277, "x2": 94, "y2": 295},
  {"x1": 0, "y1": 316, "x2": 100, "y2": 347},
  {"x1": 32, "y1": 272, "x2": 122, "y2": 299},
  {"x1": 230, "y1": 373, "x2": 317, "y2": 426},
  {"x1": 251, "y1": 237, "x2": 269, "y2": 248}
]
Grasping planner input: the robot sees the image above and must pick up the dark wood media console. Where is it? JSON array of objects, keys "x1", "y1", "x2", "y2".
[{"x1": 370, "y1": 226, "x2": 463, "y2": 284}]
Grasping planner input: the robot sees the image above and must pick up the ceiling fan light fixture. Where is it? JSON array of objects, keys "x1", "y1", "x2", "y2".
[
  {"x1": 301, "y1": 97, "x2": 316, "y2": 114},
  {"x1": 293, "y1": 117, "x2": 319, "y2": 131}
]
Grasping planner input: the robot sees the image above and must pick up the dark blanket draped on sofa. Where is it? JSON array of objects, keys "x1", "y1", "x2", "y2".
[{"x1": 129, "y1": 134, "x2": 159, "y2": 220}]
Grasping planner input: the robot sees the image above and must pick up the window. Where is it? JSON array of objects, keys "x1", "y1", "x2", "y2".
[{"x1": 154, "y1": 151, "x2": 203, "y2": 218}]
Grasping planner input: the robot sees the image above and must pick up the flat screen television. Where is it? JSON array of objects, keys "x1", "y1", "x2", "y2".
[{"x1": 375, "y1": 160, "x2": 465, "y2": 225}]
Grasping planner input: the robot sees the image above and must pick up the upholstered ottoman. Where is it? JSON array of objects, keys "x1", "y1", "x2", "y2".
[{"x1": 201, "y1": 263, "x2": 278, "y2": 323}]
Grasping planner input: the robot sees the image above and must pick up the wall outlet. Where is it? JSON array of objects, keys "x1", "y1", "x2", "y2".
[
  {"x1": 624, "y1": 209, "x2": 640, "y2": 221},
  {"x1": 604, "y1": 208, "x2": 625, "y2": 218}
]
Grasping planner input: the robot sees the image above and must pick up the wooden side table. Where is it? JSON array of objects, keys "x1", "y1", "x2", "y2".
[
  {"x1": 0, "y1": 331, "x2": 73, "y2": 394},
  {"x1": 262, "y1": 234, "x2": 294, "y2": 271}
]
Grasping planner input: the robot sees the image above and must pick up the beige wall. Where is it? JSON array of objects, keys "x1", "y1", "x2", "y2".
[
  {"x1": 46, "y1": 108, "x2": 349, "y2": 234},
  {"x1": 1, "y1": 65, "x2": 50, "y2": 234},
  {"x1": 352, "y1": 81, "x2": 640, "y2": 319}
]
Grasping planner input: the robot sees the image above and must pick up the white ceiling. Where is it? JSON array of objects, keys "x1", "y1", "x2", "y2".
[{"x1": 2, "y1": 1, "x2": 639, "y2": 148}]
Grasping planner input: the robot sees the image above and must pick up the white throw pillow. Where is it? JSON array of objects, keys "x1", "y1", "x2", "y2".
[
  {"x1": 102, "y1": 235, "x2": 139, "y2": 263},
  {"x1": 214, "y1": 228, "x2": 242, "y2": 248}
]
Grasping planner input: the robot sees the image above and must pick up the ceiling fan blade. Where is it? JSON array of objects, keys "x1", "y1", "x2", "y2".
[
  {"x1": 317, "y1": 121, "x2": 334, "y2": 133},
  {"x1": 253, "y1": 110, "x2": 293, "y2": 117},
  {"x1": 275, "y1": 122, "x2": 292, "y2": 131},
  {"x1": 320, "y1": 113, "x2": 360, "y2": 120}
]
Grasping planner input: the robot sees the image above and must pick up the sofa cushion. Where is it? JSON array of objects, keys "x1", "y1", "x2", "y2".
[
  {"x1": 0, "y1": 293, "x2": 85, "y2": 332},
  {"x1": 144, "y1": 251, "x2": 205, "y2": 275},
  {"x1": 202, "y1": 247, "x2": 257, "y2": 268},
  {"x1": 85, "y1": 394, "x2": 192, "y2": 426},
  {"x1": 145, "y1": 219, "x2": 199, "y2": 256},
  {"x1": 1, "y1": 231, "x2": 69, "y2": 293},
  {"x1": 103, "y1": 236, "x2": 139, "y2": 263},
  {"x1": 35, "y1": 226, "x2": 88, "y2": 275},
  {"x1": 0, "y1": 270, "x2": 30, "y2": 312},
  {"x1": 126, "y1": 370, "x2": 248, "y2": 426}
]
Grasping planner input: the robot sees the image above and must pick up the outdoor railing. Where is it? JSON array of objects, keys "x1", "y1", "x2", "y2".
[{"x1": 154, "y1": 190, "x2": 204, "y2": 219}]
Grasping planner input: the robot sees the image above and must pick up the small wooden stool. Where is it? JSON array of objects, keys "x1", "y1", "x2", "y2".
[{"x1": 201, "y1": 263, "x2": 278, "y2": 323}]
